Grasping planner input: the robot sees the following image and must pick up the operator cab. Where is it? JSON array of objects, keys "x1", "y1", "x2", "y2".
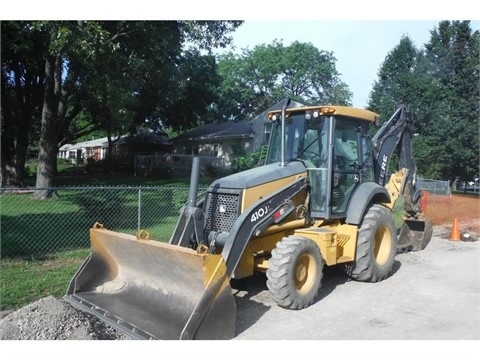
[{"x1": 266, "y1": 105, "x2": 378, "y2": 219}]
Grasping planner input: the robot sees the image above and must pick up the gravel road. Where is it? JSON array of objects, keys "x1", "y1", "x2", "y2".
[
  {"x1": 1, "y1": 226, "x2": 479, "y2": 342},
  {"x1": 234, "y1": 227, "x2": 479, "y2": 340}
]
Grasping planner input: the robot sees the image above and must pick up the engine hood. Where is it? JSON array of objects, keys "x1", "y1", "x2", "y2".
[{"x1": 208, "y1": 161, "x2": 307, "y2": 190}]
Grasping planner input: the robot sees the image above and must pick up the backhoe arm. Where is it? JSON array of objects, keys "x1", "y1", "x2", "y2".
[
  {"x1": 372, "y1": 104, "x2": 432, "y2": 251},
  {"x1": 372, "y1": 104, "x2": 422, "y2": 213}
]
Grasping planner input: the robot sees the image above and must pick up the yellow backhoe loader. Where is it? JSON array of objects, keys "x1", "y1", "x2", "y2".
[{"x1": 65, "y1": 101, "x2": 432, "y2": 340}]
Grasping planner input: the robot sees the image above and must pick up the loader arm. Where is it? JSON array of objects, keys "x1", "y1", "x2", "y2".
[{"x1": 207, "y1": 175, "x2": 308, "y2": 276}]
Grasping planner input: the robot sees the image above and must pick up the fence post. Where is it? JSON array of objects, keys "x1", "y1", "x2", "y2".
[{"x1": 138, "y1": 188, "x2": 141, "y2": 230}]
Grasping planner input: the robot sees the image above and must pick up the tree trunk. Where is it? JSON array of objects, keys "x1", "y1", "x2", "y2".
[
  {"x1": 0, "y1": 161, "x2": 17, "y2": 188},
  {"x1": 14, "y1": 128, "x2": 29, "y2": 186},
  {"x1": 0, "y1": 130, "x2": 18, "y2": 187},
  {"x1": 33, "y1": 52, "x2": 80, "y2": 198},
  {"x1": 33, "y1": 55, "x2": 61, "y2": 199},
  {"x1": 0, "y1": 62, "x2": 37, "y2": 187},
  {"x1": 12, "y1": 62, "x2": 36, "y2": 187},
  {"x1": 452, "y1": 177, "x2": 459, "y2": 192},
  {"x1": 0, "y1": 108, "x2": 30, "y2": 189}
]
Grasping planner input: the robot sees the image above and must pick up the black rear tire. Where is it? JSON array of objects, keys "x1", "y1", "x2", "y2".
[
  {"x1": 341, "y1": 204, "x2": 397, "y2": 282},
  {"x1": 266, "y1": 236, "x2": 323, "y2": 309}
]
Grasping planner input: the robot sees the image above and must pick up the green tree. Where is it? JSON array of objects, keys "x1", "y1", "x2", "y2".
[
  {"x1": 157, "y1": 49, "x2": 222, "y2": 131},
  {"x1": 280, "y1": 41, "x2": 352, "y2": 105},
  {"x1": 415, "y1": 21, "x2": 480, "y2": 181},
  {"x1": 1, "y1": 21, "x2": 46, "y2": 186},
  {"x1": 368, "y1": 21, "x2": 479, "y2": 182},
  {"x1": 1, "y1": 21, "x2": 241, "y2": 195},
  {"x1": 368, "y1": 35, "x2": 422, "y2": 122},
  {"x1": 216, "y1": 40, "x2": 352, "y2": 121},
  {"x1": 32, "y1": 21, "x2": 117, "y2": 198}
]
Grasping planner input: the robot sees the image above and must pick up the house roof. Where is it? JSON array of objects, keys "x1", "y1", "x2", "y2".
[
  {"x1": 172, "y1": 99, "x2": 308, "y2": 143},
  {"x1": 59, "y1": 137, "x2": 113, "y2": 151},
  {"x1": 123, "y1": 131, "x2": 172, "y2": 146},
  {"x1": 172, "y1": 121, "x2": 253, "y2": 142},
  {"x1": 59, "y1": 131, "x2": 171, "y2": 151},
  {"x1": 248, "y1": 98, "x2": 307, "y2": 124}
]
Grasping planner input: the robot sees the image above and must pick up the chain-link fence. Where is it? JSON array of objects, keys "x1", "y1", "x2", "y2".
[
  {"x1": 0, "y1": 178, "x2": 457, "y2": 258},
  {"x1": 0, "y1": 186, "x2": 207, "y2": 258},
  {"x1": 417, "y1": 178, "x2": 451, "y2": 195}
]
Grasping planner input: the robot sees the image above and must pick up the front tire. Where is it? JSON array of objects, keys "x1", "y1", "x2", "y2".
[
  {"x1": 341, "y1": 204, "x2": 397, "y2": 282},
  {"x1": 266, "y1": 236, "x2": 323, "y2": 309}
]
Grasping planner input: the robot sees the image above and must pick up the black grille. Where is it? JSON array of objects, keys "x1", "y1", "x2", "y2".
[{"x1": 205, "y1": 192, "x2": 240, "y2": 232}]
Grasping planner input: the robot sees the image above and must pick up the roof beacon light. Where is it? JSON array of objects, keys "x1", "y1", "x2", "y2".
[{"x1": 319, "y1": 107, "x2": 335, "y2": 115}]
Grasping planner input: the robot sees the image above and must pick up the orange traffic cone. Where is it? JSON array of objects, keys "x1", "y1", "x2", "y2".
[{"x1": 449, "y1": 217, "x2": 461, "y2": 241}]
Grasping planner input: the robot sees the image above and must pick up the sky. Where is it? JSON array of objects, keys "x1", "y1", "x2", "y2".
[{"x1": 215, "y1": 20, "x2": 480, "y2": 108}]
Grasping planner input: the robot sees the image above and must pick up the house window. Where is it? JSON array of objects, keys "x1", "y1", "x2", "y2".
[
  {"x1": 264, "y1": 123, "x2": 272, "y2": 143},
  {"x1": 213, "y1": 144, "x2": 219, "y2": 157},
  {"x1": 186, "y1": 144, "x2": 199, "y2": 155},
  {"x1": 68, "y1": 151, "x2": 76, "y2": 160},
  {"x1": 233, "y1": 140, "x2": 242, "y2": 152}
]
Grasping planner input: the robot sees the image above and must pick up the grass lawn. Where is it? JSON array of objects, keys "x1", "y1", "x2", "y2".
[
  {"x1": 1, "y1": 172, "x2": 213, "y2": 311},
  {"x1": 0, "y1": 249, "x2": 90, "y2": 311},
  {"x1": 23, "y1": 162, "x2": 214, "y2": 187},
  {"x1": 0, "y1": 190, "x2": 186, "y2": 311}
]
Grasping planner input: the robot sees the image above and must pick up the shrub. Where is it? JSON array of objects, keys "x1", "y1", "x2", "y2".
[{"x1": 231, "y1": 148, "x2": 266, "y2": 173}]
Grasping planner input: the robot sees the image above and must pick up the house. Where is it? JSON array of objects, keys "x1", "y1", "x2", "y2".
[
  {"x1": 58, "y1": 137, "x2": 113, "y2": 164},
  {"x1": 58, "y1": 130, "x2": 172, "y2": 164},
  {"x1": 249, "y1": 98, "x2": 306, "y2": 151},
  {"x1": 60, "y1": 99, "x2": 307, "y2": 175},
  {"x1": 170, "y1": 99, "x2": 307, "y2": 167},
  {"x1": 171, "y1": 120, "x2": 254, "y2": 166}
]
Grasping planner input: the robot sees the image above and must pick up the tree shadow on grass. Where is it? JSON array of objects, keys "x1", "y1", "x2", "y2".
[
  {"x1": 0, "y1": 187, "x2": 192, "y2": 258},
  {"x1": 1, "y1": 212, "x2": 92, "y2": 258}
]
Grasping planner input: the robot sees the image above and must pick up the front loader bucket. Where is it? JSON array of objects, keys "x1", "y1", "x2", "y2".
[
  {"x1": 65, "y1": 227, "x2": 236, "y2": 340},
  {"x1": 397, "y1": 216, "x2": 433, "y2": 252}
]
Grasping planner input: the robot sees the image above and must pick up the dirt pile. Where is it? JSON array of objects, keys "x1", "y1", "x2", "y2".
[{"x1": 0, "y1": 296, "x2": 128, "y2": 340}]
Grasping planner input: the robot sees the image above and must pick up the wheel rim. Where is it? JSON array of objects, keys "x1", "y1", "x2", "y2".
[
  {"x1": 294, "y1": 253, "x2": 316, "y2": 294},
  {"x1": 374, "y1": 224, "x2": 392, "y2": 265}
]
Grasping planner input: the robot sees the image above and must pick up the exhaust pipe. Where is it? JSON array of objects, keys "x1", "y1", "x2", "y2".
[{"x1": 280, "y1": 98, "x2": 291, "y2": 167}]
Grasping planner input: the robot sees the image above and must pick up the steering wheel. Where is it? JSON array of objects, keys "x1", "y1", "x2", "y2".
[{"x1": 302, "y1": 151, "x2": 322, "y2": 166}]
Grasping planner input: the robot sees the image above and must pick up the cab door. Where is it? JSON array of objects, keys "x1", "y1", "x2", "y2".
[{"x1": 331, "y1": 118, "x2": 372, "y2": 215}]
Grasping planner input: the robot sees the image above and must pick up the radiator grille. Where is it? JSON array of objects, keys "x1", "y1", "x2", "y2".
[
  {"x1": 336, "y1": 234, "x2": 350, "y2": 247},
  {"x1": 205, "y1": 192, "x2": 240, "y2": 233}
]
